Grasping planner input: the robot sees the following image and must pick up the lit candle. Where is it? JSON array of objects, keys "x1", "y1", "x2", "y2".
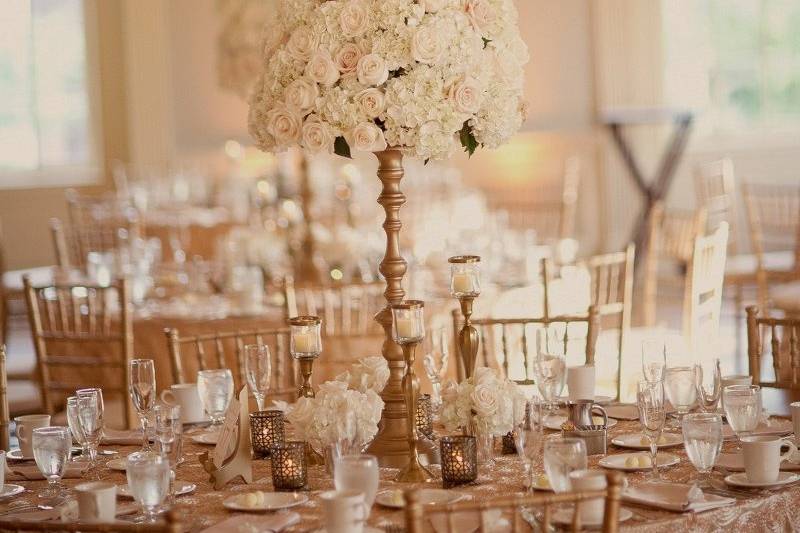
[
  {"x1": 396, "y1": 317, "x2": 416, "y2": 339},
  {"x1": 452, "y1": 272, "x2": 474, "y2": 294},
  {"x1": 294, "y1": 332, "x2": 315, "y2": 353}
]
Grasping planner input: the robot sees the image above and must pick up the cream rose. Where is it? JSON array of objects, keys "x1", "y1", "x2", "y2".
[
  {"x1": 284, "y1": 78, "x2": 318, "y2": 114},
  {"x1": 305, "y1": 52, "x2": 340, "y2": 86},
  {"x1": 339, "y1": 1, "x2": 369, "y2": 37},
  {"x1": 266, "y1": 106, "x2": 302, "y2": 145},
  {"x1": 465, "y1": 0, "x2": 497, "y2": 34},
  {"x1": 286, "y1": 25, "x2": 317, "y2": 61},
  {"x1": 418, "y1": 0, "x2": 448, "y2": 13},
  {"x1": 411, "y1": 25, "x2": 444, "y2": 65},
  {"x1": 470, "y1": 383, "x2": 499, "y2": 418},
  {"x1": 448, "y1": 76, "x2": 482, "y2": 114},
  {"x1": 356, "y1": 88, "x2": 385, "y2": 118},
  {"x1": 356, "y1": 54, "x2": 389, "y2": 86},
  {"x1": 301, "y1": 118, "x2": 335, "y2": 153},
  {"x1": 349, "y1": 122, "x2": 388, "y2": 152},
  {"x1": 334, "y1": 42, "x2": 363, "y2": 74},
  {"x1": 286, "y1": 397, "x2": 316, "y2": 437}
]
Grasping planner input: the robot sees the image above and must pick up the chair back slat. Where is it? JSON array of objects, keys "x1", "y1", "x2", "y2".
[
  {"x1": 695, "y1": 158, "x2": 739, "y2": 252},
  {"x1": 746, "y1": 306, "x2": 800, "y2": 389}
]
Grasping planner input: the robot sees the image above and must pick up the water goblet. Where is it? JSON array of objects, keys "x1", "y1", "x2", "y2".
[
  {"x1": 533, "y1": 351, "x2": 566, "y2": 420},
  {"x1": 129, "y1": 359, "x2": 156, "y2": 450},
  {"x1": 66, "y1": 397, "x2": 89, "y2": 462},
  {"x1": 126, "y1": 451, "x2": 171, "y2": 523},
  {"x1": 154, "y1": 404, "x2": 182, "y2": 505},
  {"x1": 333, "y1": 455, "x2": 379, "y2": 518},
  {"x1": 197, "y1": 369, "x2": 234, "y2": 427},
  {"x1": 76, "y1": 388, "x2": 105, "y2": 438},
  {"x1": 543, "y1": 436, "x2": 587, "y2": 493},
  {"x1": 637, "y1": 380, "x2": 666, "y2": 480},
  {"x1": 244, "y1": 344, "x2": 272, "y2": 412},
  {"x1": 641, "y1": 340, "x2": 666, "y2": 384},
  {"x1": 514, "y1": 399, "x2": 544, "y2": 491},
  {"x1": 32, "y1": 426, "x2": 72, "y2": 502},
  {"x1": 76, "y1": 390, "x2": 103, "y2": 477},
  {"x1": 422, "y1": 327, "x2": 449, "y2": 413},
  {"x1": 664, "y1": 366, "x2": 697, "y2": 429},
  {"x1": 682, "y1": 413, "x2": 722, "y2": 487},
  {"x1": 723, "y1": 384, "x2": 761, "y2": 449},
  {"x1": 694, "y1": 359, "x2": 722, "y2": 413}
]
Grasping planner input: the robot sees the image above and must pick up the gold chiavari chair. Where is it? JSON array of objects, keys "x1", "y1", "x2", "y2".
[
  {"x1": 694, "y1": 158, "x2": 738, "y2": 251},
  {"x1": 165, "y1": 326, "x2": 296, "y2": 402},
  {"x1": 642, "y1": 202, "x2": 707, "y2": 327},
  {"x1": 0, "y1": 510, "x2": 182, "y2": 532},
  {"x1": 0, "y1": 345, "x2": 9, "y2": 451},
  {"x1": 746, "y1": 306, "x2": 800, "y2": 389},
  {"x1": 22, "y1": 277, "x2": 135, "y2": 429},
  {"x1": 404, "y1": 470, "x2": 625, "y2": 533}
]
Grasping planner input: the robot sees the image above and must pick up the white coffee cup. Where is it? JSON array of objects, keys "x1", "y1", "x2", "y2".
[
  {"x1": 75, "y1": 481, "x2": 116, "y2": 522},
  {"x1": 741, "y1": 435, "x2": 797, "y2": 484},
  {"x1": 319, "y1": 490, "x2": 368, "y2": 533},
  {"x1": 720, "y1": 375, "x2": 752, "y2": 410},
  {"x1": 567, "y1": 365, "x2": 596, "y2": 401},
  {"x1": 791, "y1": 402, "x2": 800, "y2": 443},
  {"x1": 161, "y1": 384, "x2": 206, "y2": 424},
  {"x1": 14, "y1": 414, "x2": 51, "y2": 457},
  {"x1": 568, "y1": 469, "x2": 607, "y2": 524}
]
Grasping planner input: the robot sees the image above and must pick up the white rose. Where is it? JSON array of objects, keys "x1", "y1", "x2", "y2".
[
  {"x1": 284, "y1": 78, "x2": 318, "y2": 114},
  {"x1": 357, "y1": 356, "x2": 390, "y2": 391},
  {"x1": 471, "y1": 383, "x2": 499, "y2": 418},
  {"x1": 465, "y1": 0, "x2": 497, "y2": 34},
  {"x1": 334, "y1": 42, "x2": 363, "y2": 74},
  {"x1": 286, "y1": 397, "x2": 316, "y2": 437},
  {"x1": 418, "y1": 0, "x2": 448, "y2": 13},
  {"x1": 301, "y1": 118, "x2": 335, "y2": 153},
  {"x1": 448, "y1": 77, "x2": 482, "y2": 114},
  {"x1": 339, "y1": 1, "x2": 369, "y2": 37},
  {"x1": 411, "y1": 25, "x2": 444, "y2": 65},
  {"x1": 349, "y1": 122, "x2": 388, "y2": 152},
  {"x1": 356, "y1": 88, "x2": 385, "y2": 118},
  {"x1": 266, "y1": 106, "x2": 302, "y2": 145},
  {"x1": 286, "y1": 25, "x2": 317, "y2": 61},
  {"x1": 305, "y1": 52, "x2": 340, "y2": 86},
  {"x1": 356, "y1": 54, "x2": 389, "y2": 86}
]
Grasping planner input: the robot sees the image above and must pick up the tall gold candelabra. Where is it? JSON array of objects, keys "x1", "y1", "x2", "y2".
[{"x1": 449, "y1": 256, "x2": 481, "y2": 379}]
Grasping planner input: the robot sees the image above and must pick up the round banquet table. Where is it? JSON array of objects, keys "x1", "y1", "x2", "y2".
[{"x1": 3, "y1": 419, "x2": 800, "y2": 532}]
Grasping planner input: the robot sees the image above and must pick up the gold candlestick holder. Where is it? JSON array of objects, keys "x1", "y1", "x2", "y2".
[
  {"x1": 288, "y1": 315, "x2": 322, "y2": 399},
  {"x1": 449, "y1": 256, "x2": 481, "y2": 379}
]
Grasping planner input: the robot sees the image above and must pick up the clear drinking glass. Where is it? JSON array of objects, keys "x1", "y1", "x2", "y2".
[
  {"x1": 543, "y1": 437, "x2": 587, "y2": 493},
  {"x1": 197, "y1": 369, "x2": 234, "y2": 426},
  {"x1": 66, "y1": 397, "x2": 88, "y2": 462},
  {"x1": 723, "y1": 384, "x2": 761, "y2": 448},
  {"x1": 694, "y1": 359, "x2": 722, "y2": 413},
  {"x1": 641, "y1": 340, "x2": 666, "y2": 384},
  {"x1": 664, "y1": 366, "x2": 697, "y2": 427},
  {"x1": 637, "y1": 380, "x2": 666, "y2": 480},
  {"x1": 129, "y1": 359, "x2": 157, "y2": 450},
  {"x1": 422, "y1": 327, "x2": 449, "y2": 413},
  {"x1": 533, "y1": 351, "x2": 566, "y2": 418},
  {"x1": 333, "y1": 455, "x2": 379, "y2": 517},
  {"x1": 76, "y1": 388, "x2": 105, "y2": 439},
  {"x1": 154, "y1": 404, "x2": 183, "y2": 505},
  {"x1": 514, "y1": 399, "x2": 544, "y2": 491},
  {"x1": 126, "y1": 451, "x2": 170, "y2": 522},
  {"x1": 682, "y1": 412, "x2": 722, "y2": 487},
  {"x1": 76, "y1": 390, "x2": 103, "y2": 476},
  {"x1": 244, "y1": 344, "x2": 272, "y2": 412},
  {"x1": 32, "y1": 426, "x2": 72, "y2": 501}
]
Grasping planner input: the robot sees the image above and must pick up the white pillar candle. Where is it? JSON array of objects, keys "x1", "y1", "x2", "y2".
[
  {"x1": 294, "y1": 332, "x2": 316, "y2": 353},
  {"x1": 452, "y1": 272, "x2": 474, "y2": 294},
  {"x1": 396, "y1": 317, "x2": 417, "y2": 338}
]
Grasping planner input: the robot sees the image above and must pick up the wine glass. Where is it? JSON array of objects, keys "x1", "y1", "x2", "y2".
[
  {"x1": 723, "y1": 384, "x2": 761, "y2": 449},
  {"x1": 514, "y1": 399, "x2": 544, "y2": 491},
  {"x1": 637, "y1": 380, "x2": 666, "y2": 480},
  {"x1": 244, "y1": 344, "x2": 272, "y2": 412},
  {"x1": 75, "y1": 388, "x2": 105, "y2": 439},
  {"x1": 76, "y1": 390, "x2": 103, "y2": 477},
  {"x1": 694, "y1": 359, "x2": 722, "y2": 413},
  {"x1": 543, "y1": 437, "x2": 587, "y2": 492},
  {"x1": 641, "y1": 340, "x2": 666, "y2": 384},
  {"x1": 126, "y1": 451, "x2": 170, "y2": 522},
  {"x1": 65, "y1": 397, "x2": 88, "y2": 462},
  {"x1": 422, "y1": 327, "x2": 449, "y2": 413},
  {"x1": 129, "y1": 359, "x2": 157, "y2": 450},
  {"x1": 533, "y1": 351, "x2": 566, "y2": 420},
  {"x1": 333, "y1": 455, "x2": 379, "y2": 517},
  {"x1": 682, "y1": 412, "x2": 722, "y2": 487},
  {"x1": 197, "y1": 369, "x2": 234, "y2": 427},
  {"x1": 154, "y1": 404, "x2": 182, "y2": 505},
  {"x1": 32, "y1": 426, "x2": 72, "y2": 502},
  {"x1": 664, "y1": 366, "x2": 696, "y2": 429}
]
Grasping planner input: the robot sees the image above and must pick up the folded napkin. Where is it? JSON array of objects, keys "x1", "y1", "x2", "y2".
[
  {"x1": 430, "y1": 510, "x2": 509, "y2": 533},
  {"x1": 6, "y1": 463, "x2": 86, "y2": 481},
  {"x1": 101, "y1": 428, "x2": 150, "y2": 446},
  {"x1": 200, "y1": 512, "x2": 300, "y2": 533},
  {"x1": 623, "y1": 482, "x2": 734, "y2": 512}
]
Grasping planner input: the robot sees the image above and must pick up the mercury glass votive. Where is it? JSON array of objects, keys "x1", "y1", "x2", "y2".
[
  {"x1": 415, "y1": 393, "x2": 434, "y2": 440},
  {"x1": 440, "y1": 436, "x2": 478, "y2": 488},
  {"x1": 391, "y1": 300, "x2": 425, "y2": 344},
  {"x1": 448, "y1": 256, "x2": 481, "y2": 298},
  {"x1": 250, "y1": 410, "x2": 285, "y2": 459},
  {"x1": 270, "y1": 441, "x2": 307, "y2": 491}
]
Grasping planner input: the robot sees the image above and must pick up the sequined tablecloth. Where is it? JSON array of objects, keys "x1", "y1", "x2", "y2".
[{"x1": 3, "y1": 419, "x2": 800, "y2": 532}]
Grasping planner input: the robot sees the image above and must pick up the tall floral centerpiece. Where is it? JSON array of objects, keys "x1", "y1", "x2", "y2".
[{"x1": 249, "y1": 0, "x2": 528, "y2": 467}]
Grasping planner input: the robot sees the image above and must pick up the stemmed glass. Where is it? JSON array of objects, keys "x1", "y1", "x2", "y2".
[
  {"x1": 76, "y1": 388, "x2": 105, "y2": 440},
  {"x1": 129, "y1": 359, "x2": 157, "y2": 450},
  {"x1": 154, "y1": 404, "x2": 183, "y2": 505},
  {"x1": 532, "y1": 351, "x2": 566, "y2": 421},
  {"x1": 694, "y1": 359, "x2": 722, "y2": 413},
  {"x1": 641, "y1": 340, "x2": 666, "y2": 383},
  {"x1": 723, "y1": 384, "x2": 761, "y2": 449},
  {"x1": 76, "y1": 390, "x2": 103, "y2": 477},
  {"x1": 244, "y1": 344, "x2": 272, "y2": 412},
  {"x1": 543, "y1": 436, "x2": 587, "y2": 492},
  {"x1": 682, "y1": 413, "x2": 722, "y2": 487},
  {"x1": 126, "y1": 451, "x2": 171, "y2": 523},
  {"x1": 514, "y1": 399, "x2": 544, "y2": 491},
  {"x1": 637, "y1": 380, "x2": 666, "y2": 480},
  {"x1": 32, "y1": 426, "x2": 72, "y2": 502},
  {"x1": 197, "y1": 369, "x2": 234, "y2": 428},
  {"x1": 422, "y1": 327, "x2": 449, "y2": 413},
  {"x1": 65, "y1": 397, "x2": 88, "y2": 462},
  {"x1": 664, "y1": 366, "x2": 697, "y2": 429}
]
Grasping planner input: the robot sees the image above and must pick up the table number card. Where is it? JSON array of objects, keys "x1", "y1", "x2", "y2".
[
  {"x1": 200, "y1": 385, "x2": 253, "y2": 490},
  {"x1": 213, "y1": 395, "x2": 241, "y2": 467}
]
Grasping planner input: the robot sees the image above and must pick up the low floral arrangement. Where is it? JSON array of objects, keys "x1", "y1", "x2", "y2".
[
  {"x1": 248, "y1": 0, "x2": 529, "y2": 161},
  {"x1": 440, "y1": 366, "x2": 525, "y2": 436},
  {"x1": 335, "y1": 355, "x2": 390, "y2": 393}
]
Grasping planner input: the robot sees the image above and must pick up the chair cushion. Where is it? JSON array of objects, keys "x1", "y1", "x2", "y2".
[
  {"x1": 772, "y1": 282, "x2": 800, "y2": 313},
  {"x1": 725, "y1": 251, "x2": 796, "y2": 277},
  {"x1": 2, "y1": 266, "x2": 56, "y2": 293}
]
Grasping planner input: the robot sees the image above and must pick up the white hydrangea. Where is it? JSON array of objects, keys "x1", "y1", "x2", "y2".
[{"x1": 248, "y1": 0, "x2": 528, "y2": 160}]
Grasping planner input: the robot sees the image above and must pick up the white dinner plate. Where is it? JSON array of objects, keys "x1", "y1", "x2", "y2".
[
  {"x1": 106, "y1": 458, "x2": 128, "y2": 471},
  {"x1": 118, "y1": 481, "x2": 196, "y2": 498},
  {"x1": 724, "y1": 471, "x2": 799, "y2": 489},
  {"x1": 552, "y1": 506, "x2": 632, "y2": 527},
  {"x1": 0, "y1": 484, "x2": 25, "y2": 499},
  {"x1": 611, "y1": 432, "x2": 683, "y2": 450},
  {"x1": 191, "y1": 432, "x2": 219, "y2": 445},
  {"x1": 722, "y1": 419, "x2": 792, "y2": 440},
  {"x1": 7, "y1": 447, "x2": 79, "y2": 461},
  {"x1": 222, "y1": 492, "x2": 308, "y2": 512},
  {"x1": 557, "y1": 395, "x2": 615, "y2": 405},
  {"x1": 598, "y1": 452, "x2": 680, "y2": 472},
  {"x1": 544, "y1": 415, "x2": 617, "y2": 431},
  {"x1": 375, "y1": 488, "x2": 466, "y2": 509}
]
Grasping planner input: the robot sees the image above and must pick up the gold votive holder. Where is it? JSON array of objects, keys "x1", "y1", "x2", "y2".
[
  {"x1": 270, "y1": 441, "x2": 307, "y2": 491},
  {"x1": 416, "y1": 393, "x2": 434, "y2": 440},
  {"x1": 250, "y1": 410, "x2": 285, "y2": 459},
  {"x1": 440, "y1": 435, "x2": 477, "y2": 488}
]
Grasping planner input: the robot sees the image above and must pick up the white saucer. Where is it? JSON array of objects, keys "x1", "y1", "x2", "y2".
[
  {"x1": 724, "y1": 471, "x2": 800, "y2": 489},
  {"x1": 118, "y1": 481, "x2": 196, "y2": 498},
  {"x1": 717, "y1": 452, "x2": 800, "y2": 472},
  {"x1": 0, "y1": 484, "x2": 25, "y2": 499},
  {"x1": 611, "y1": 432, "x2": 683, "y2": 450},
  {"x1": 191, "y1": 432, "x2": 219, "y2": 445},
  {"x1": 6, "y1": 450, "x2": 33, "y2": 461},
  {"x1": 222, "y1": 492, "x2": 308, "y2": 512},
  {"x1": 375, "y1": 488, "x2": 466, "y2": 509},
  {"x1": 544, "y1": 414, "x2": 617, "y2": 431},
  {"x1": 552, "y1": 507, "x2": 632, "y2": 528},
  {"x1": 598, "y1": 452, "x2": 680, "y2": 472}
]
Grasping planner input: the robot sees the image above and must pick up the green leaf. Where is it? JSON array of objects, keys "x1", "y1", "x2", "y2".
[
  {"x1": 334, "y1": 136, "x2": 352, "y2": 159},
  {"x1": 459, "y1": 122, "x2": 479, "y2": 157},
  {"x1": 482, "y1": 37, "x2": 492, "y2": 49}
]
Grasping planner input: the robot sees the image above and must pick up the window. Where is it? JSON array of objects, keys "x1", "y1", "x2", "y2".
[
  {"x1": 0, "y1": 0, "x2": 100, "y2": 186},
  {"x1": 663, "y1": 0, "x2": 800, "y2": 138}
]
